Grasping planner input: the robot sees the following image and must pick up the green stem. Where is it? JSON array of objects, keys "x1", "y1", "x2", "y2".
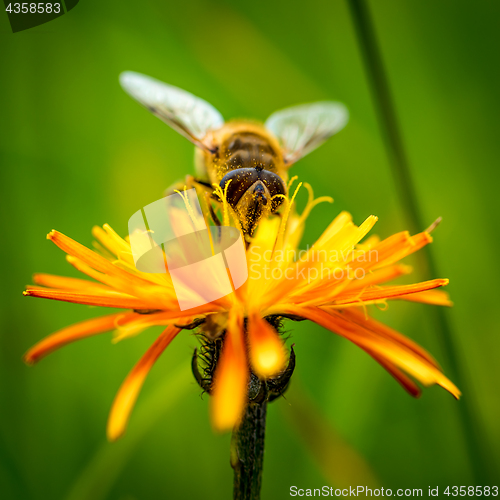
[
  {"x1": 231, "y1": 402, "x2": 267, "y2": 500},
  {"x1": 347, "y1": 0, "x2": 492, "y2": 481}
]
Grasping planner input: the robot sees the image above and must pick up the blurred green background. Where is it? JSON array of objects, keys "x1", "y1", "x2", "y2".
[{"x1": 1, "y1": 0, "x2": 499, "y2": 499}]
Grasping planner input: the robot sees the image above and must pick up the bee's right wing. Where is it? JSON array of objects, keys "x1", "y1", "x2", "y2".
[
  {"x1": 120, "y1": 71, "x2": 224, "y2": 152},
  {"x1": 265, "y1": 102, "x2": 348, "y2": 165}
]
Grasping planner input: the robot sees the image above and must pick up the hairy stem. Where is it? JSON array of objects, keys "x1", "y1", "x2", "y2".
[{"x1": 231, "y1": 402, "x2": 267, "y2": 500}]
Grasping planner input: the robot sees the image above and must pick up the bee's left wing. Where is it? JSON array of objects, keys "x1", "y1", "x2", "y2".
[
  {"x1": 120, "y1": 71, "x2": 224, "y2": 152},
  {"x1": 265, "y1": 102, "x2": 348, "y2": 165}
]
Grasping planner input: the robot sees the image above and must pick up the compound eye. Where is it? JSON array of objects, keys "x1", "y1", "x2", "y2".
[
  {"x1": 258, "y1": 170, "x2": 286, "y2": 211},
  {"x1": 219, "y1": 168, "x2": 260, "y2": 207}
]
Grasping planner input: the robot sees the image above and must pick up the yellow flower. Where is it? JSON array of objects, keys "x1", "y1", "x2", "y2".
[{"x1": 23, "y1": 182, "x2": 459, "y2": 439}]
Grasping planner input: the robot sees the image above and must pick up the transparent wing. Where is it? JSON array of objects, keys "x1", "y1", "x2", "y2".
[
  {"x1": 120, "y1": 71, "x2": 224, "y2": 152},
  {"x1": 265, "y1": 101, "x2": 349, "y2": 164}
]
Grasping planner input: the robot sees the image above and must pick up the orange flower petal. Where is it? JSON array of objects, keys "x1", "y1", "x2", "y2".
[
  {"x1": 279, "y1": 305, "x2": 460, "y2": 399},
  {"x1": 284, "y1": 264, "x2": 414, "y2": 306},
  {"x1": 341, "y1": 308, "x2": 440, "y2": 368},
  {"x1": 342, "y1": 231, "x2": 431, "y2": 279},
  {"x1": 24, "y1": 312, "x2": 138, "y2": 364},
  {"x1": 65, "y1": 256, "x2": 179, "y2": 309},
  {"x1": 65, "y1": 255, "x2": 129, "y2": 290},
  {"x1": 332, "y1": 279, "x2": 449, "y2": 306},
  {"x1": 23, "y1": 287, "x2": 155, "y2": 309},
  {"x1": 107, "y1": 323, "x2": 183, "y2": 441},
  {"x1": 323, "y1": 319, "x2": 423, "y2": 396},
  {"x1": 248, "y1": 314, "x2": 286, "y2": 378},
  {"x1": 32, "y1": 273, "x2": 111, "y2": 292},
  {"x1": 344, "y1": 264, "x2": 412, "y2": 291},
  {"x1": 48, "y1": 230, "x2": 125, "y2": 276},
  {"x1": 371, "y1": 231, "x2": 432, "y2": 270},
  {"x1": 357, "y1": 348, "x2": 421, "y2": 397},
  {"x1": 48, "y1": 230, "x2": 156, "y2": 289},
  {"x1": 399, "y1": 289, "x2": 453, "y2": 307},
  {"x1": 112, "y1": 307, "x2": 222, "y2": 342},
  {"x1": 211, "y1": 311, "x2": 249, "y2": 432}
]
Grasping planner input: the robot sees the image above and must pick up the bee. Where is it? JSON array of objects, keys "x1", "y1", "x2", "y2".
[{"x1": 120, "y1": 72, "x2": 348, "y2": 234}]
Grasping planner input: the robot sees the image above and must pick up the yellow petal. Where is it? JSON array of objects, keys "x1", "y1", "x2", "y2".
[{"x1": 248, "y1": 314, "x2": 286, "y2": 378}]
